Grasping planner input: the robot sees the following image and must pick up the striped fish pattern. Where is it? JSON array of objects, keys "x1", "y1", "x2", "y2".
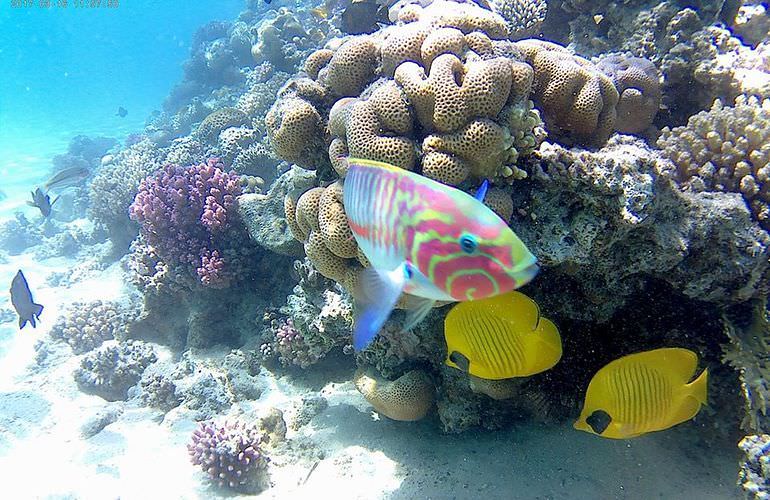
[
  {"x1": 343, "y1": 158, "x2": 539, "y2": 350},
  {"x1": 444, "y1": 291, "x2": 562, "y2": 380},
  {"x1": 574, "y1": 348, "x2": 708, "y2": 439}
]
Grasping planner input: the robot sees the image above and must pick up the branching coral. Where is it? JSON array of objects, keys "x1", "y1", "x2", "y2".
[
  {"x1": 49, "y1": 300, "x2": 133, "y2": 354},
  {"x1": 89, "y1": 139, "x2": 162, "y2": 252},
  {"x1": 657, "y1": 95, "x2": 770, "y2": 230},
  {"x1": 722, "y1": 298, "x2": 770, "y2": 432},
  {"x1": 188, "y1": 419, "x2": 269, "y2": 493},
  {"x1": 129, "y1": 159, "x2": 249, "y2": 288}
]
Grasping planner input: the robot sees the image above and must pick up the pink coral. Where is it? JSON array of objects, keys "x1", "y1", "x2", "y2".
[{"x1": 129, "y1": 158, "x2": 244, "y2": 288}]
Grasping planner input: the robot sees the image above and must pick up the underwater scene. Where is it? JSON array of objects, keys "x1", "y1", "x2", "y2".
[{"x1": 1, "y1": 0, "x2": 769, "y2": 498}]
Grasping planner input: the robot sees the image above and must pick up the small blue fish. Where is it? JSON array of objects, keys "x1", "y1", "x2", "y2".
[{"x1": 10, "y1": 270, "x2": 44, "y2": 329}]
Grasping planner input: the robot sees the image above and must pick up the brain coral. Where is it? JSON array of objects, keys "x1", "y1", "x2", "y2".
[
  {"x1": 515, "y1": 39, "x2": 619, "y2": 145},
  {"x1": 657, "y1": 95, "x2": 770, "y2": 230},
  {"x1": 196, "y1": 107, "x2": 249, "y2": 143},
  {"x1": 596, "y1": 54, "x2": 662, "y2": 135},
  {"x1": 354, "y1": 369, "x2": 435, "y2": 421}
]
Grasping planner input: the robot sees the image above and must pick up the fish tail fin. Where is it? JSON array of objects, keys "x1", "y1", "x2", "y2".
[
  {"x1": 687, "y1": 367, "x2": 708, "y2": 406},
  {"x1": 33, "y1": 303, "x2": 44, "y2": 319},
  {"x1": 402, "y1": 297, "x2": 436, "y2": 332},
  {"x1": 352, "y1": 265, "x2": 406, "y2": 351}
]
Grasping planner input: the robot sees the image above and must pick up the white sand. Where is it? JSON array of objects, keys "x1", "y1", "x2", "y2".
[{"x1": 0, "y1": 248, "x2": 741, "y2": 499}]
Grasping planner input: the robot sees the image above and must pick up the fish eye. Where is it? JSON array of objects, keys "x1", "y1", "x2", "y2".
[
  {"x1": 458, "y1": 234, "x2": 478, "y2": 254},
  {"x1": 586, "y1": 410, "x2": 612, "y2": 435}
]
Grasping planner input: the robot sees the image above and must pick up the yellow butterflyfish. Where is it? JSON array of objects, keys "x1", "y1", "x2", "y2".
[
  {"x1": 574, "y1": 347, "x2": 708, "y2": 439},
  {"x1": 443, "y1": 291, "x2": 562, "y2": 380}
]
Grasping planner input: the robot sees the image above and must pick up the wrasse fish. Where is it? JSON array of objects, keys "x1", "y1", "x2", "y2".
[{"x1": 342, "y1": 158, "x2": 538, "y2": 351}]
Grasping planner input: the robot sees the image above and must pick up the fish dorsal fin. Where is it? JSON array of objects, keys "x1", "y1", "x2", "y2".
[
  {"x1": 613, "y1": 348, "x2": 699, "y2": 383},
  {"x1": 474, "y1": 179, "x2": 489, "y2": 202},
  {"x1": 531, "y1": 316, "x2": 563, "y2": 371}
]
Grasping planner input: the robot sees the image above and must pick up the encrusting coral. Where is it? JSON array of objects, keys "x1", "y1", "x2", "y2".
[
  {"x1": 354, "y1": 369, "x2": 435, "y2": 421},
  {"x1": 188, "y1": 419, "x2": 270, "y2": 493},
  {"x1": 657, "y1": 95, "x2": 770, "y2": 230},
  {"x1": 74, "y1": 340, "x2": 157, "y2": 401}
]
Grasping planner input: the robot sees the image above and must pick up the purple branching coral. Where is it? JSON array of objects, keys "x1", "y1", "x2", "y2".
[
  {"x1": 188, "y1": 419, "x2": 270, "y2": 493},
  {"x1": 129, "y1": 159, "x2": 245, "y2": 288}
]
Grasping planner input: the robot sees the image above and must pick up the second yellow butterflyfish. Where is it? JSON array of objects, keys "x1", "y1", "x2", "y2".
[{"x1": 574, "y1": 347, "x2": 708, "y2": 439}]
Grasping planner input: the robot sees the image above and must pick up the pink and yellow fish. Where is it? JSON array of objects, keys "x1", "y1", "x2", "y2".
[{"x1": 342, "y1": 158, "x2": 539, "y2": 350}]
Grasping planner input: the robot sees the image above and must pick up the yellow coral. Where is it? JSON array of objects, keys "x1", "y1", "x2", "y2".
[
  {"x1": 395, "y1": 55, "x2": 513, "y2": 133},
  {"x1": 354, "y1": 369, "x2": 435, "y2": 421},
  {"x1": 515, "y1": 40, "x2": 619, "y2": 145},
  {"x1": 347, "y1": 100, "x2": 417, "y2": 170},
  {"x1": 420, "y1": 27, "x2": 466, "y2": 70},
  {"x1": 294, "y1": 187, "x2": 324, "y2": 239},
  {"x1": 197, "y1": 108, "x2": 249, "y2": 143},
  {"x1": 305, "y1": 231, "x2": 349, "y2": 282},
  {"x1": 305, "y1": 49, "x2": 333, "y2": 79},
  {"x1": 318, "y1": 181, "x2": 358, "y2": 259},
  {"x1": 483, "y1": 187, "x2": 514, "y2": 222},
  {"x1": 265, "y1": 97, "x2": 324, "y2": 168},
  {"x1": 381, "y1": 23, "x2": 430, "y2": 76},
  {"x1": 320, "y1": 37, "x2": 380, "y2": 97},
  {"x1": 423, "y1": 119, "x2": 514, "y2": 180}
]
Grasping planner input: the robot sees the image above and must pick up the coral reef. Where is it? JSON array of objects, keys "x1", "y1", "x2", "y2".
[
  {"x1": 739, "y1": 433, "x2": 770, "y2": 499},
  {"x1": 89, "y1": 139, "x2": 162, "y2": 253},
  {"x1": 260, "y1": 259, "x2": 353, "y2": 368},
  {"x1": 236, "y1": 165, "x2": 315, "y2": 256},
  {"x1": 657, "y1": 95, "x2": 770, "y2": 230},
  {"x1": 49, "y1": 300, "x2": 134, "y2": 354},
  {"x1": 74, "y1": 340, "x2": 157, "y2": 401},
  {"x1": 129, "y1": 159, "x2": 251, "y2": 289},
  {"x1": 515, "y1": 136, "x2": 769, "y2": 322},
  {"x1": 722, "y1": 298, "x2": 770, "y2": 432},
  {"x1": 196, "y1": 107, "x2": 249, "y2": 144},
  {"x1": 354, "y1": 369, "x2": 435, "y2": 421},
  {"x1": 188, "y1": 419, "x2": 269, "y2": 493}
]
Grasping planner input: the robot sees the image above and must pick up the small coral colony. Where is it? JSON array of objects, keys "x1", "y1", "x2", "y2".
[{"x1": 8, "y1": 0, "x2": 770, "y2": 494}]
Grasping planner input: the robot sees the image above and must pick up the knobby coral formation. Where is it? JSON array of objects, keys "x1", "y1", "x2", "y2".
[
  {"x1": 657, "y1": 95, "x2": 770, "y2": 230},
  {"x1": 188, "y1": 419, "x2": 270, "y2": 493},
  {"x1": 129, "y1": 159, "x2": 251, "y2": 288},
  {"x1": 49, "y1": 300, "x2": 133, "y2": 354}
]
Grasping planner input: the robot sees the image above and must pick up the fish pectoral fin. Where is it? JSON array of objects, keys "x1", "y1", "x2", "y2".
[
  {"x1": 352, "y1": 265, "x2": 407, "y2": 351},
  {"x1": 26, "y1": 201, "x2": 36, "y2": 207},
  {"x1": 402, "y1": 296, "x2": 436, "y2": 332}
]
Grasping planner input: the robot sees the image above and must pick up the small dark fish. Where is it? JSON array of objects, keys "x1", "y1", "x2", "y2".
[
  {"x1": 27, "y1": 187, "x2": 58, "y2": 218},
  {"x1": 43, "y1": 167, "x2": 90, "y2": 192},
  {"x1": 341, "y1": 0, "x2": 388, "y2": 35},
  {"x1": 264, "y1": 0, "x2": 272, "y2": 4},
  {"x1": 10, "y1": 270, "x2": 44, "y2": 329},
  {"x1": 116, "y1": 106, "x2": 128, "y2": 118}
]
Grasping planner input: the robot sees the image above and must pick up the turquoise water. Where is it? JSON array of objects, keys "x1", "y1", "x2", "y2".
[
  {"x1": 0, "y1": 0, "x2": 766, "y2": 498},
  {"x1": 0, "y1": 1, "x2": 242, "y2": 213}
]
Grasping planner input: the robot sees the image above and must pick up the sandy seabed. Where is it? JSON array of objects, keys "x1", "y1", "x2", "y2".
[{"x1": 0, "y1": 242, "x2": 740, "y2": 500}]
